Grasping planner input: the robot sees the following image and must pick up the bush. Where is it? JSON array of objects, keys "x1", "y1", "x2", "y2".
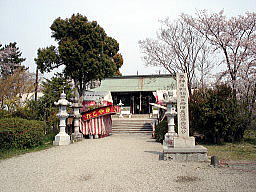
[
  {"x1": 155, "y1": 120, "x2": 168, "y2": 143},
  {"x1": 190, "y1": 84, "x2": 247, "y2": 144},
  {"x1": 0, "y1": 118, "x2": 47, "y2": 149},
  {"x1": 0, "y1": 109, "x2": 12, "y2": 118}
]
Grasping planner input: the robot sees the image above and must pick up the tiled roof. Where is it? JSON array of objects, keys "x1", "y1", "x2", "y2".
[{"x1": 91, "y1": 74, "x2": 176, "y2": 92}]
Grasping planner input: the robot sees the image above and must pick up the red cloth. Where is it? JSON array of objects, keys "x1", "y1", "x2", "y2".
[{"x1": 80, "y1": 115, "x2": 112, "y2": 136}]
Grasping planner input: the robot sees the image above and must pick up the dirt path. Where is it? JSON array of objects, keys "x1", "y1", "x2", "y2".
[{"x1": 1, "y1": 134, "x2": 255, "y2": 192}]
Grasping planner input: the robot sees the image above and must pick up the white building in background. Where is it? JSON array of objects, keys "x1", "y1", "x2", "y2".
[{"x1": 19, "y1": 92, "x2": 44, "y2": 104}]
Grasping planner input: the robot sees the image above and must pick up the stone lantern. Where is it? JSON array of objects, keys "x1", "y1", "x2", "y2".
[
  {"x1": 53, "y1": 92, "x2": 71, "y2": 146},
  {"x1": 163, "y1": 90, "x2": 178, "y2": 150},
  {"x1": 117, "y1": 100, "x2": 124, "y2": 118},
  {"x1": 71, "y1": 90, "x2": 83, "y2": 142}
]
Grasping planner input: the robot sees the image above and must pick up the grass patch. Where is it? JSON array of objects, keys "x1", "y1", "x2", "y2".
[
  {"x1": 0, "y1": 133, "x2": 55, "y2": 160},
  {"x1": 204, "y1": 130, "x2": 256, "y2": 161}
]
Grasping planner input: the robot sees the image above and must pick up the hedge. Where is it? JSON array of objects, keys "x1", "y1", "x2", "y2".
[
  {"x1": 0, "y1": 118, "x2": 46, "y2": 149},
  {"x1": 189, "y1": 84, "x2": 248, "y2": 144},
  {"x1": 155, "y1": 120, "x2": 168, "y2": 143}
]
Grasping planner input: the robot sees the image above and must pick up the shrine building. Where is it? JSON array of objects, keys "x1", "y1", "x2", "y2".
[{"x1": 91, "y1": 74, "x2": 176, "y2": 114}]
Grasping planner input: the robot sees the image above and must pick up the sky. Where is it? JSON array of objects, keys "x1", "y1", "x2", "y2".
[{"x1": 0, "y1": 0, "x2": 255, "y2": 78}]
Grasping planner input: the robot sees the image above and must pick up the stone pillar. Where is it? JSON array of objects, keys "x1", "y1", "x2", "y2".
[
  {"x1": 53, "y1": 92, "x2": 71, "y2": 146},
  {"x1": 174, "y1": 73, "x2": 195, "y2": 148},
  {"x1": 162, "y1": 73, "x2": 208, "y2": 161},
  {"x1": 71, "y1": 90, "x2": 83, "y2": 142}
]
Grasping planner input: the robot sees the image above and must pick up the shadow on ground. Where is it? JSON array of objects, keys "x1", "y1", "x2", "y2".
[{"x1": 144, "y1": 151, "x2": 162, "y2": 155}]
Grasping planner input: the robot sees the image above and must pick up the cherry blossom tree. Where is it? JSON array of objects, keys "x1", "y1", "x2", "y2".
[
  {"x1": 0, "y1": 42, "x2": 34, "y2": 110},
  {"x1": 182, "y1": 10, "x2": 256, "y2": 98},
  {"x1": 0, "y1": 69, "x2": 35, "y2": 111},
  {"x1": 139, "y1": 17, "x2": 213, "y2": 95}
]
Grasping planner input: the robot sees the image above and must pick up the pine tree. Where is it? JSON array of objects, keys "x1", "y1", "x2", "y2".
[
  {"x1": 0, "y1": 42, "x2": 26, "y2": 78},
  {"x1": 35, "y1": 13, "x2": 123, "y2": 96}
]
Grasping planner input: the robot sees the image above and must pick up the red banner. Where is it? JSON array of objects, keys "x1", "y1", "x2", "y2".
[{"x1": 82, "y1": 106, "x2": 116, "y2": 121}]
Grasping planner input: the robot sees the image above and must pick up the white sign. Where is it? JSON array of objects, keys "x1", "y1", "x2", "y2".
[{"x1": 83, "y1": 91, "x2": 113, "y2": 103}]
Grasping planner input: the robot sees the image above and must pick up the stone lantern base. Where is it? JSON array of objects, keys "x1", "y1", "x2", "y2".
[{"x1": 53, "y1": 133, "x2": 71, "y2": 146}]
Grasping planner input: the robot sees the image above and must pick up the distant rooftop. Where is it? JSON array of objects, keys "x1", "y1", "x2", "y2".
[{"x1": 91, "y1": 74, "x2": 176, "y2": 92}]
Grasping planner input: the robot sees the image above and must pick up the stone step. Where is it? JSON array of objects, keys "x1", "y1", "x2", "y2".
[
  {"x1": 112, "y1": 125, "x2": 152, "y2": 129},
  {"x1": 112, "y1": 130, "x2": 152, "y2": 133},
  {"x1": 113, "y1": 127, "x2": 152, "y2": 130},
  {"x1": 113, "y1": 121, "x2": 153, "y2": 124},
  {"x1": 112, "y1": 114, "x2": 151, "y2": 119},
  {"x1": 112, "y1": 118, "x2": 153, "y2": 120},
  {"x1": 112, "y1": 124, "x2": 152, "y2": 128},
  {"x1": 111, "y1": 118, "x2": 154, "y2": 134},
  {"x1": 112, "y1": 130, "x2": 152, "y2": 134},
  {"x1": 112, "y1": 122, "x2": 152, "y2": 125},
  {"x1": 112, "y1": 127, "x2": 152, "y2": 132},
  {"x1": 112, "y1": 127, "x2": 152, "y2": 130}
]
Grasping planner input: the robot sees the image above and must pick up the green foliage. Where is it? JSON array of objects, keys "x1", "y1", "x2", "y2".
[
  {"x1": 190, "y1": 84, "x2": 248, "y2": 144},
  {"x1": 155, "y1": 120, "x2": 168, "y2": 143},
  {"x1": 11, "y1": 100, "x2": 47, "y2": 122},
  {"x1": 113, "y1": 53, "x2": 123, "y2": 76},
  {"x1": 2, "y1": 74, "x2": 72, "y2": 134},
  {"x1": 41, "y1": 74, "x2": 72, "y2": 129},
  {"x1": 35, "y1": 46, "x2": 61, "y2": 73},
  {"x1": 0, "y1": 131, "x2": 55, "y2": 160},
  {"x1": 0, "y1": 109, "x2": 12, "y2": 118},
  {"x1": 0, "y1": 118, "x2": 46, "y2": 149},
  {"x1": 14, "y1": 74, "x2": 72, "y2": 131},
  {"x1": 35, "y1": 13, "x2": 123, "y2": 96},
  {"x1": 41, "y1": 73, "x2": 73, "y2": 108}
]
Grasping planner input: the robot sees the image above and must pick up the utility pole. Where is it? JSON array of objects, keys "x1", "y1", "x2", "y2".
[{"x1": 34, "y1": 67, "x2": 38, "y2": 101}]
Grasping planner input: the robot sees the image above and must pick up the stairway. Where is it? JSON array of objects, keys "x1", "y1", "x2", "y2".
[{"x1": 112, "y1": 118, "x2": 154, "y2": 134}]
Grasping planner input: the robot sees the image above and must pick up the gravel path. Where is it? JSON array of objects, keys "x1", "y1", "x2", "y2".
[{"x1": 1, "y1": 134, "x2": 255, "y2": 192}]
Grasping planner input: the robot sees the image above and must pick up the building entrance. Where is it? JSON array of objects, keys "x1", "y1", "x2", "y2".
[{"x1": 112, "y1": 91, "x2": 156, "y2": 114}]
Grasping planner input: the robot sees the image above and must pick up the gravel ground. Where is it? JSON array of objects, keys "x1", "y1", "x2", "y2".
[{"x1": 1, "y1": 134, "x2": 255, "y2": 192}]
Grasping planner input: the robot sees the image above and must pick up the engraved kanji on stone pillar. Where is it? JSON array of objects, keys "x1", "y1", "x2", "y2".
[{"x1": 177, "y1": 73, "x2": 189, "y2": 138}]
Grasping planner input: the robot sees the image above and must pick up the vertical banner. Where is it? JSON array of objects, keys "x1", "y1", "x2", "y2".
[{"x1": 177, "y1": 73, "x2": 189, "y2": 137}]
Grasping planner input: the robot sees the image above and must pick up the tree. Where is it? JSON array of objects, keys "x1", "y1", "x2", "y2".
[
  {"x1": 190, "y1": 84, "x2": 247, "y2": 144},
  {"x1": 35, "y1": 13, "x2": 123, "y2": 96},
  {"x1": 41, "y1": 73, "x2": 73, "y2": 109},
  {"x1": 139, "y1": 17, "x2": 213, "y2": 95},
  {"x1": 0, "y1": 42, "x2": 31, "y2": 111},
  {"x1": 182, "y1": 11, "x2": 256, "y2": 98},
  {"x1": 0, "y1": 42, "x2": 26, "y2": 78},
  {"x1": 0, "y1": 69, "x2": 35, "y2": 111},
  {"x1": 19, "y1": 74, "x2": 73, "y2": 131}
]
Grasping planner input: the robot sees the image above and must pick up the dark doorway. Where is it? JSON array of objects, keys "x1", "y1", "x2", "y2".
[{"x1": 112, "y1": 91, "x2": 156, "y2": 114}]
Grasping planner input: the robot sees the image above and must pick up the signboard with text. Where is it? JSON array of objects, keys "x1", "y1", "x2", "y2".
[{"x1": 82, "y1": 105, "x2": 117, "y2": 121}]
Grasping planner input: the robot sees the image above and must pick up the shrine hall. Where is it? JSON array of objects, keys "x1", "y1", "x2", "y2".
[{"x1": 91, "y1": 74, "x2": 176, "y2": 114}]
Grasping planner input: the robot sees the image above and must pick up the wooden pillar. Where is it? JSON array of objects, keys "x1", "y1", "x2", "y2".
[
  {"x1": 139, "y1": 91, "x2": 142, "y2": 113},
  {"x1": 148, "y1": 95, "x2": 151, "y2": 114},
  {"x1": 132, "y1": 95, "x2": 135, "y2": 114}
]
